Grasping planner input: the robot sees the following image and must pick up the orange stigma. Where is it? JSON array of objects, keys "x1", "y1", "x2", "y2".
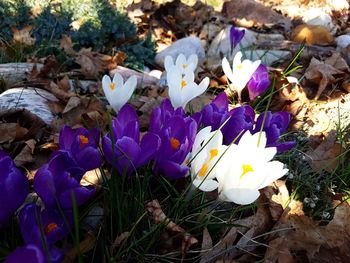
[
  {"x1": 170, "y1": 137, "x2": 180, "y2": 150},
  {"x1": 45, "y1": 223, "x2": 58, "y2": 234},
  {"x1": 79, "y1": 135, "x2": 89, "y2": 147},
  {"x1": 181, "y1": 79, "x2": 187, "y2": 89}
]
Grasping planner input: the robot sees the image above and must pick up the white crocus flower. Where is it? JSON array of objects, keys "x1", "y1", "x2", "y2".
[
  {"x1": 164, "y1": 53, "x2": 198, "y2": 75},
  {"x1": 191, "y1": 127, "x2": 227, "y2": 192},
  {"x1": 167, "y1": 68, "x2": 209, "y2": 109},
  {"x1": 102, "y1": 72, "x2": 137, "y2": 112},
  {"x1": 216, "y1": 131, "x2": 288, "y2": 205},
  {"x1": 222, "y1": 52, "x2": 261, "y2": 101}
]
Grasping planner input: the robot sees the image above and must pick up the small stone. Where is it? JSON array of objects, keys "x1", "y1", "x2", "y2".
[
  {"x1": 0, "y1": 87, "x2": 57, "y2": 124},
  {"x1": 255, "y1": 33, "x2": 285, "y2": 46},
  {"x1": 155, "y1": 36, "x2": 205, "y2": 68},
  {"x1": 336, "y1": 34, "x2": 350, "y2": 49},
  {"x1": 199, "y1": 22, "x2": 223, "y2": 47},
  {"x1": 303, "y1": 8, "x2": 336, "y2": 33}
]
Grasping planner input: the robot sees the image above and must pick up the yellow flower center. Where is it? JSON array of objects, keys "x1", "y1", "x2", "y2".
[
  {"x1": 45, "y1": 222, "x2": 58, "y2": 234},
  {"x1": 240, "y1": 164, "x2": 254, "y2": 179},
  {"x1": 170, "y1": 137, "x2": 180, "y2": 150},
  {"x1": 182, "y1": 64, "x2": 188, "y2": 69},
  {"x1": 198, "y1": 148, "x2": 218, "y2": 177},
  {"x1": 110, "y1": 83, "x2": 116, "y2": 90},
  {"x1": 79, "y1": 135, "x2": 89, "y2": 147},
  {"x1": 181, "y1": 79, "x2": 187, "y2": 89},
  {"x1": 236, "y1": 64, "x2": 243, "y2": 70}
]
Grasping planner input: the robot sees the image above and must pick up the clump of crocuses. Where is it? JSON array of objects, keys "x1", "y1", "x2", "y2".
[
  {"x1": 0, "y1": 150, "x2": 29, "y2": 228},
  {"x1": 195, "y1": 92, "x2": 255, "y2": 145},
  {"x1": 151, "y1": 99, "x2": 197, "y2": 179},
  {"x1": 102, "y1": 104, "x2": 161, "y2": 175}
]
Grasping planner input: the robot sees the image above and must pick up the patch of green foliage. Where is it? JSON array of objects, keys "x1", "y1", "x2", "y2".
[{"x1": 0, "y1": 0, "x2": 155, "y2": 70}]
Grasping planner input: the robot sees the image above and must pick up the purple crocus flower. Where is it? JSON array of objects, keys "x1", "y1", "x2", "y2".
[
  {"x1": 221, "y1": 105, "x2": 255, "y2": 145},
  {"x1": 195, "y1": 92, "x2": 255, "y2": 145},
  {"x1": 0, "y1": 150, "x2": 29, "y2": 228},
  {"x1": 19, "y1": 204, "x2": 72, "y2": 263},
  {"x1": 253, "y1": 111, "x2": 296, "y2": 152},
  {"x1": 34, "y1": 151, "x2": 95, "y2": 209},
  {"x1": 247, "y1": 64, "x2": 271, "y2": 100},
  {"x1": 102, "y1": 104, "x2": 161, "y2": 175},
  {"x1": 230, "y1": 26, "x2": 245, "y2": 51},
  {"x1": 149, "y1": 99, "x2": 186, "y2": 134},
  {"x1": 199, "y1": 92, "x2": 230, "y2": 131},
  {"x1": 5, "y1": 245, "x2": 45, "y2": 263},
  {"x1": 59, "y1": 125, "x2": 103, "y2": 171},
  {"x1": 151, "y1": 102, "x2": 197, "y2": 179}
]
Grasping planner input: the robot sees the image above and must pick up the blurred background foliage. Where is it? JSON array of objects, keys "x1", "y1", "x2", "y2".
[{"x1": 0, "y1": 0, "x2": 155, "y2": 70}]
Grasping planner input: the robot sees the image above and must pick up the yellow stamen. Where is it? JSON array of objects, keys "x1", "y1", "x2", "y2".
[
  {"x1": 209, "y1": 149, "x2": 218, "y2": 161},
  {"x1": 110, "y1": 83, "x2": 116, "y2": 90},
  {"x1": 236, "y1": 64, "x2": 243, "y2": 70},
  {"x1": 198, "y1": 148, "x2": 218, "y2": 177},
  {"x1": 45, "y1": 223, "x2": 58, "y2": 234},
  {"x1": 182, "y1": 64, "x2": 188, "y2": 69},
  {"x1": 79, "y1": 135, "x2": 89, "y2": 147},
  {"x1": 199, "y1": 163, "x2": 208, "y2": 177},
  {"x1": 170, "y1": 137, "x2": 180, "y2": 150},
  {"x1": 181, "y1": 79, "x2": 187, "y2": 89},
  {"x1": 240, "y1": 164, "x2": 254, "y2": 179}
]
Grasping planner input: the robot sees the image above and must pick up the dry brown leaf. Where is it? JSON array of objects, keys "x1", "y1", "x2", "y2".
[
  {"x1": 59, "y1": 34, "x2": 76, "y2": 56},
  {"x1": 222, "y1": 0, "x2": 291, "y2": 29},
  {"x1": 63, "y1": 97, "x2": 81, "y2": 114},
  {"x1": 75, "y1": 48, "x2": 126, "y2": 78},
  {"x1": 0, "y1": 123, "x2": 28, "y2": 143},
  {"x1": 11, "y1": 25, "x2": 35, "y2": 46},
  {"x1": 291, "y1": 24, "x2": 335, "y2": 45},
  {"x1": 273, "y1": 76, "x2": 310, "y2": 127},
  {"x1": 62, "y1": 97, "x2": 105, "y2": 127},
  {"x1": 58, "y1": 75, "x2": 71, "y2": 92},
  {"x1": 305, "y1": 130, "x2": 342, "y2": 172},
  {"x1": 324, "y1": 53, "x2": 350, "y2": 72},
  {"x1": 47, "y1": 81, "x2": 75, "y2": 102},
  {"x1": 265, "y1": 237, "x2": 295, "y2": 263},
  {"x1": 267, "y1": 201, "x2": 350, "y2": 263},
  {"x1": 14, "y1": 139, "x2": 36, "y2": 167},
  {"x1": 305, "y1": 57, "x2": 342, "y2": 99},
  {"x1": 147, "y1": 199, "x2": 198, "y2": 257},
  {"x1": 199, "y1": 228, "x2": 213, "y2": 263}
]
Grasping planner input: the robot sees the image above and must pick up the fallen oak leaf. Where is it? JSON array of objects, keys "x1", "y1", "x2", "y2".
[
  {"x1": 305, "y1": 57, "x2": 343, "y2": 99},
  {"x1": 305, "y1": 130, "x2": 342, "y2": 172},
  {"x1": 0, "y1": 123, "x2": 28, "y2": 143},
  {"x1": 267, "y1": 201, "x2": 350, "y2": 263},
  {"x1": 75, "y1": 48, "x2": 126, "y2": 78},
  {"x1": 14, "y1": 139, "x2": 36, "y2": 167}
]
